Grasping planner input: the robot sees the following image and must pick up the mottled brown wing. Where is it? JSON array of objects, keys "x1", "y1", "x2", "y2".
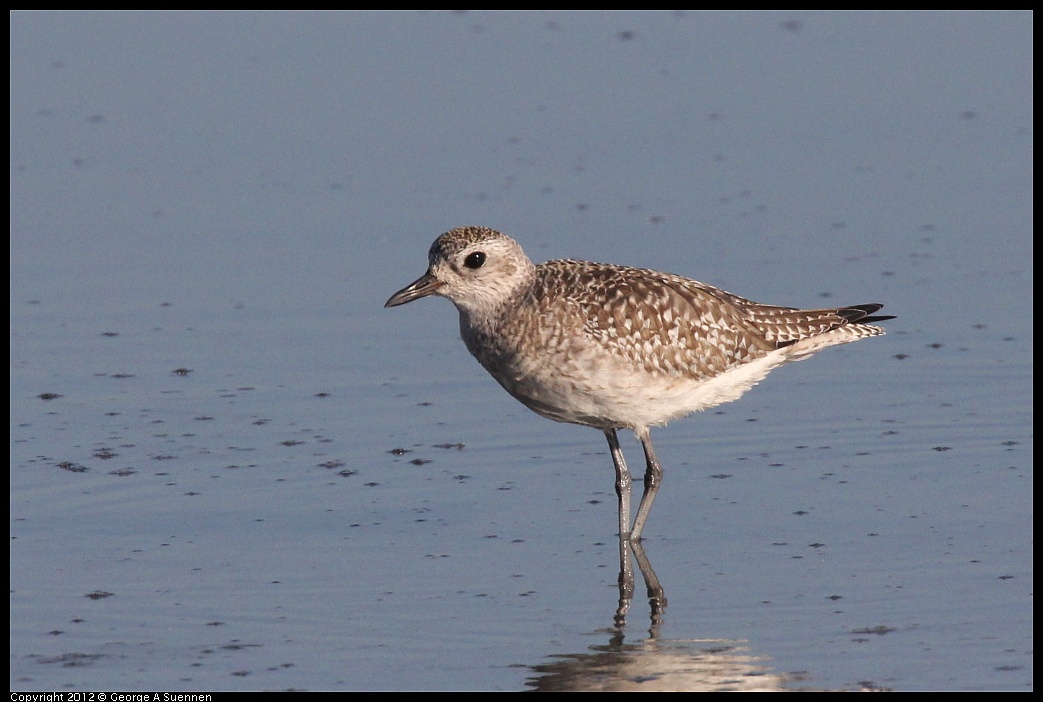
[
  {"x1": 535, "y1": 262, "x2": 776, "y2": 380},
  {"x1": 536, "y1": 261, "x2": 887, "y2": 381}
]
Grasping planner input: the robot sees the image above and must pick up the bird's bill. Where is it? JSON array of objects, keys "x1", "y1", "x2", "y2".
[{"x1": 384, "y1": 272, "x2": 445, "y2": 308}]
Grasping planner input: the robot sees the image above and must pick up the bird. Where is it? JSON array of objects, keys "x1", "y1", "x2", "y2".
[{"x1": 385, "y1": 226, "x2": 893, "y2": 541}]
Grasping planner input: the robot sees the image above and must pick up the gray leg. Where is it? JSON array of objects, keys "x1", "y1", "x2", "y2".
[
  {"x1": 604, "y1": 429, "x2": 635, "y2": 602},
  {"x1": 630, "y1": 427, "x2": 663, "y2": 541},
  {"x1": 604, "y1": 428, "x2": 632, "y2": 539},
  {"x1": 615, "y1": 540, "x2": 668, "y2": 630},
  {"x1": 631, "y1": 539, "x2": 667, "y2": 631},
  {"x1": 614, "y1": 541, "x2": 634, "y2": 628}
]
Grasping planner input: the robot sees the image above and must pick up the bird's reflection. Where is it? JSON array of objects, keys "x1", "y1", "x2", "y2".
[{"x1": 526, "y1": 538, "x2": 793, "y2": 692}]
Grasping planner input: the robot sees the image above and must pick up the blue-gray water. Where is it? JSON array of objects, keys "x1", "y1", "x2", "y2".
[{"x1": 11, "y1": 10, "x2": 1031, "y2": 691}]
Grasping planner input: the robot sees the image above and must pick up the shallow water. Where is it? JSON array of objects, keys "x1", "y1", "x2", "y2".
[{"x1": 11, "y1": 10, "x2": 1032, "y2": 691}]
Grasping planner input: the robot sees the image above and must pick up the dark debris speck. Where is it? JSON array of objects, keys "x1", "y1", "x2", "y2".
[{"x1": 84, "y1": 591, "x2": 114, "y2": 600}]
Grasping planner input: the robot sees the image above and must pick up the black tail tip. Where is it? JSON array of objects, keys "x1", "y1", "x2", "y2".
[{"x1": 840, "y1": 304, "x2": 895, "y2": 325}]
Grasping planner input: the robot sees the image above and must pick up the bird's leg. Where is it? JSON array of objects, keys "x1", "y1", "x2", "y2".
[
  {"x1": 614, "y1": 543, "x2": 634, "y2": 629},
  {"x1": 629, "y1": 427, "x2": 663, "y2": 541},
  {"x1": 604, "y1": 429, "x2": 635, "y2": 607},
  {"x1": 630, "y1": 539, "x2": 667, "y2": 634},
  {"x1": 604, "y1": 428, "x2": 632, "y2": 539}
]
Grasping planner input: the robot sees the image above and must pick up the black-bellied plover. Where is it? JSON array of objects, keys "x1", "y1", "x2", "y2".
[{"x1": 386, "y1": 226, "x2": 893, "y2": 541}]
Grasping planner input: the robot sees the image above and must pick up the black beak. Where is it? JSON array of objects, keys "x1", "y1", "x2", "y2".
[{"x1": 384, "y1": 272, "x2": 445, "y2": 308}]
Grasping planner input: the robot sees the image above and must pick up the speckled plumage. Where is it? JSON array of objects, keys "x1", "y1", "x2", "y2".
[{"x1": 386, "y1": 226, "x2": 893, "y2": 540}]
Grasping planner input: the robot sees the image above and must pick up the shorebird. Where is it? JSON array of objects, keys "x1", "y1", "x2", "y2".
[{"x1": 385, "y1": 226, "x2": 892, "y2": 541}]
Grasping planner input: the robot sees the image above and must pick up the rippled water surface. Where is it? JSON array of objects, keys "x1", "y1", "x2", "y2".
[{"x1": 11, "y1": 10, "x2": 1031, "y2": 691}]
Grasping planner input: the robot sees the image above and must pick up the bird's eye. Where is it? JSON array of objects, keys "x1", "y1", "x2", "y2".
[{"x1": 464, "y1": 251, "x2": 486, "y2": 269}]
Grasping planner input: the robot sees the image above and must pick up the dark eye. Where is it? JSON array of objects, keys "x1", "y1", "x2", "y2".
[{"x1": 464, "y1": 251, "x2": 486, "y2": 269}]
